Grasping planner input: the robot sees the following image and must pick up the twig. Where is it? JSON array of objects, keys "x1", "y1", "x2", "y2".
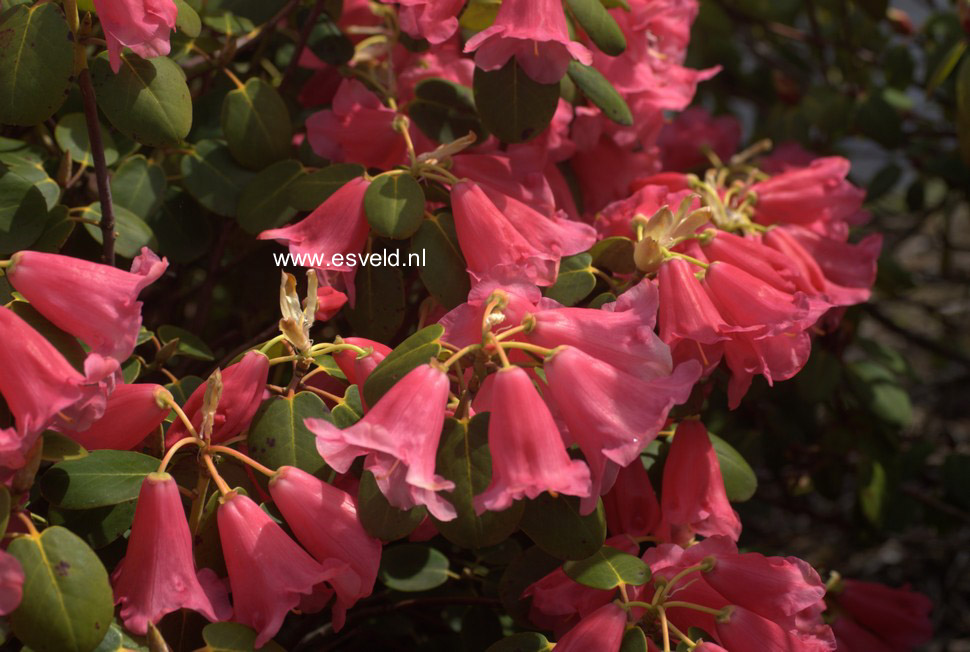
[
  {"x1": 280, "y1": 0, "x2": 327, "y2": 94},
  {"x1": 77, "y1": 67, "x2": 116, "y2": 266}
]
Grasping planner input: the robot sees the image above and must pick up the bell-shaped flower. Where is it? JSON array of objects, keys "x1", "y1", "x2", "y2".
[
  {"x1": 463, "y1": 0, "x2": 592, "y2": 84},
  {"x1": 389, "y1": 0, "x2": 464, "y2": 44},
  {"x1": 0, "y1": 307, "x2": 118, "y2": 464},
  {"x1": 306, "y1": 364, "x2": 457, "y2": 521},
  {"x1": 164, "y1": 351, "x2": 269, "y2": 447},
  {"x1": 832, "y1": 579, "x2": 933, "y2": 650},
  {"x1": 451, "y1": 153, "x2": 557, "y2": 216},
  {"x1": 6, "y1": 247, "x2": 167, "y2": 362},
  {"x1": 113, "y1": 473, "x2": 230, "y2": 634},
  {"x1": 451, "y1": 181, "x2": 559, "y2": 286},
  {"x1": 658, "y1": 107, "x2": 741, "y2": 171},
  {"x1": 438, "y1": 279, "x2": 542, "y2": 348},
  {"x1": 553, "y1": 602, "x2": 627, "y2": 652},
  {"x1": 259, "y1": 177, "x2": 370, "y2": 275},
  {"x1": 544, "y1": 346, "x2": 699, "y2": 511},
  {"x1": 333, "y1": 337, "x2": 392, "y2": 388},
  {"x1": 603, "y1": 456, "x2": 661, "y2": 538},
  {"x1": 93, "y1": 0, "x2": 177, "y2": 73},
  {"x1": 70, "y1": 384, "x2": 172, "y2": 451},
  {"x1": 660, "y1": 421, "x2": 741, "y2": 542},
  {"x1": 716, "y1": 605, "x2": 835, "y2": 652},
  {"x1": 0, "y1": 549, "x2": 24, "y2": 615},
  {"x1": 269, "y1": 466, "x2": 382, "y2": 631},
  {"x1": 702, "y1": 261, "x2": 814, "y2": 337},
  {"x1": 218, "y1": 491, "x2": 344, "y2": 647},
  {"x1": 751, "y1": 157, "x2": 867, "y2": 229},
  {"x1": 657, "y1": 258, "x2": 731, "y2": 370},
  {"x1": 474, "y1": 366, "x2": 591, "y2": 513},
  {"x1": 831, "y1": 616, "x2": 894, "y2": 652}
]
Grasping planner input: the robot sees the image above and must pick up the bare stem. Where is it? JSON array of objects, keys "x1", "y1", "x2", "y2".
[{"x1": 77, "y1": 68, "x2": 116, "y2": 266}]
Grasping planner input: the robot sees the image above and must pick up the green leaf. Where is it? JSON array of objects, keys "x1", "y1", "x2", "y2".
[
  {"x1": 364, "y1": 174, "x2": 426, "y2": 239},
  {"x1": 411, "y1": 211, "x2": 470, "y2": 309},
  {"x1": 927, "y1": 40, "x2": 967, "y2": 95},
  {"x1": 329, "y1": 384, "x2": 364, "y2": 428},
  {"x1": 202, "y1": 10, "x2": 255, "y2": 35},
  {"x1": 520, "y1": 494, "x2": 606, "y2": 560},
  {"x1": 54, "y1": 113, "x2": 119, "y2": 168},
  {"x1": 562, "y1": 545, "x2": 651, "y2": 589},
  {"x1": 150, "y1": 190, "x2": 215, "y2": 263},
  {"x1": 247, "y1": 392, "x2": 328, "y2": 476},
  {"x1": 846, "y1": 361, "x2": 912, "y2": 427},
  {"x1": 9, "y1": 526, "x2": 114, "y2": 652},
  {"x1": 357, "y1": 470, "x2": 426, "y2": 541},
  {"x1": 91, "y1": 52, "x2": 193, "y2": 148},
  {"x1": 165, "y1": 375, "x2": 204, "y2": 407},
  {"x1": 0, "y1": 166, "x2": 48, "y2": 254},
  {"x1": 81, "y1": 202, "x2": 157, "y2": 259},
  {"x1": 379, "y1": 544, "x2": 450, "y2": 592},
  {"x1": 111, "y1": 155, "x2": 167, "y2": 219},
  {"x1": 180, "y1": 140, "x2": 256, "y2": 216},
  {"x1": 236, "y1": 159, "x2": 303, "y2": 233},
  {"x1": 175, "y1": 0, "x2": 202, "y2": 37},
  {"x1": 47, "y1": 501, "x2": 137, "y2": 550},
  {"x1": 0, "y1": 147, "x2": 60, "y2": 210},
  {"x1": 200, "y1": 622, "x2": 285, "y2": 652},
  {"x1": 287, "y1": 163, "x2": 364, "y2": 211},
  {"x1": 33, "y1": 204, "x2": 75, "y2": 253},
  {"x1": 564, "y1": 0, "x2": 626, "y2": 56},
  {"x1": 0, "y1": 3, "x2": 74, "y2": 125},
  {"x1": 432, "y1": 415, "x2": 524, "y2": 548},
  {"x1": 484, "y1": 632, "x2": 552, "y2": 652},
  {"x1": 362, "y1": 324, "x2": 444, "y2": 406},
  {"x1": 0, "y1": 485, "x2": 9, "y2": 537},
  {"x1": 589, "y1": 236, "x2": 635, "y2": 274},
  {"x1": 620, "y1": 627, "x2": 649, "y2": 652},
  {"x1": 460, "y1": 0, "x2": 500, "y2": 31},
  {"x1": 307, "y1": 14, "x2": 354, "y2": 65},
  {"x1": 221, "y1": 78, "x2": 292, "y2": 169},
  {"x1": 410, "y1": 78, "x2": 487, "y2": 143},
  {"x1": 858, "y1": 458, "x2": 887, "y2": 527},
  {"x1": 473, "y1": 60, "x2": 560, "y2": 144},
  {"x1": 544, "y1": 253, "x2": 596, "y2": 306},
  {"x1": 708, "y1": 432, "x2": 757, "y2": 502},
  {"x1": 345, "y1": 256, "x2": 406, "y2": 343},
  {"x1": 41, "y1": 432, "x2": 88, "y2": 463},
  {"x1": 157, "y1": 324, "x2": 215, "y2": 361},
  {"x1": 122, "y1": 358, "x2": 141, "y2": 384},
  {"x1": 40, "y1": 450, "x2": 160, "y2": 509},
  {"x1": 567, "y1": 61, "x2": 633, "y2": 126}
]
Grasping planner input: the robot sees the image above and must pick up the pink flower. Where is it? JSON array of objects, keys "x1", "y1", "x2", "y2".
[
  {"x1": 438, "y1": 278, "x2": 543, "y2": 348},
  {"x1": 0, "y1": 549, "x2": 24, "y2": 616},
  {"x1": 751, "y1": 157, "x2": 867, "y2": 229},
  {"x1": 7, "y1": 248, "x2": 167, "y2": 362},
  {"x1": 833, "y1": 579, "x2": 933, "y2": 650},
  {"x1": 306, "y1": 364, "x2": 457, "y2": 521},
  {"x1": 113, "y1": 473, "x2": 231, "y2": 634},
  {"x1": 315, "y1": 286, "x2": 349, "y2": 321},
  {"x1": 164, "y1": 351, "x2": 269, "y2": 448},
  {"x1": 831, "y1": 616, "x2": 894, "y2": 652},
  {"x1": 93, "y1": 0, "x2": 178, "y2": 73},
  {"x1": 603, "y1": 455, "x2": 661, "y2": 538},
  {"x1": 716, "y1": 605, "x2": 835, "y2": 652},
  {"x1": 704, "y1": 552, "x2": 826, "y2": 622},
  {"x1": 553, "y1": 602, "x2": 627, "y2": 652},
  {"x1": 463, "y1": 0, "x2": 592, "y2": 84},
  {"x1": 306, "y1": 80, "x2": 408, "y2": 169},
  {"x1": 544, "y1": 346, "x2": 699, "y2": 511},
  {"x1": 451, "y1": 153, "x2": 557, "y2": 216},
  {"x1": 269, "y1": 466, "x2": 382, "y2": 631},
  {"x1": 218, "y1": 492, "x2": 342, "y2": 647},
  {"x1": 0, "y1": 307, "x2": 118, "y2": 465},
  {"x1": 70, "y1": 384, "x2": 172, "y2": 451},
  {"x1": 474, "y1": 366, "x2": 591, "y2": 513},
  {"x1": 333, "y1": 337, "x2": 393, "y2": 388},
  {"x1": 660, "y1": 421, "x2": 741, "y2": 542},
  {"x1": 451, "y1": 180, "x2": 559, "y2": 286},
  {"x1": 658, "y1": 107, "x2": 741, "y2": 171},
  {"x1": 387, "y1": 0, "x2": 464, "y2": 44},
  {"x1": 656, "y1": 258, "x2": 729, "y2": 372},
  {"x1": 702, "y1": 261, "x2": 814, "y2": 337}
]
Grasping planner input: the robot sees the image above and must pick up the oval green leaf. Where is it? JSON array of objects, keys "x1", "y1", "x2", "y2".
[
  {"x1": 357, "y1": 470, "x2": 426, "y2": 541},
  {"x1": 287, "y1": 163, "x2": 364, "y2": 211},
  {"x1": 520, "y1": 494, "x2": 607, "y2": 561},
  {"x1": 485, "y1": 632, "x2": 552, "y2": 652},
  {"x1": 0, "y1": 3, "x2": 74, "y2": 125},
  {"x1": 562, "y1": 545, "x2": 651, "y2": 589},
  {"x1": 544, "y1": 252, "x2": 596, "y2": 306},
  {"x1": 180, "y1": 139, "x2": 256, "y2": 216},
  {"x1": 410, "y1": 78, "x2": 487, "y2": 143},
  {"x1": 567, "y1": 61, "x2": 633, "y2": 126},
  {"x1": 236, "y1": 159, "x2": 302, "y2": 233},
  {"x1": 620, "y1": 627, "x2": 649, "y2": 652},
  {"x1": 150, "y1": 189, "x2": 215, "y2": 263},
  {"x1": 247, "y1": 392, "x2": 328, "y2": 476},
  {"x1": 411, "y1": 211, "x2": 470, "y2": 309},
  {"x1": 40, "y1": 450, "x2": 160, "y2": 509},
  {"x1": 362, "y1": 324, "x2": 444, "y2": 406},
  {"x1": 200, "y1": 622, "x2": 285, "y2": 652},
  {"x1": 81, "y1": 202, "x2": 157, "y2": 259},
  {"x1": 0, "y1": 166, "x2": 48, "y2": 255},
  {"x1": 110, "y1": 155, "x2": 167, "y2": 219},
  {"x1": 91, "y1": 52, "x2": 192, "y2": 147},
  {"x1": 41, "y1": 431, "x2": 88, "y2": 463},
  {"x1": 345, "y1": 256, "x2": 406, "y2": 343},
  {"x1": 0, "y1": 147, "x2": 61, "y2": 210},
  {"x1": 364, "y1": 173, "x2": 426, "y2": 239},
  {"x1": 221, "y1": 77, "x2": 292, "y2": 169},
  {"x1": 709, "y1": 432, "x2": 757, "y2": 502},
  {"x1": 378, "y1": 544, "x2": 450, "y2": 592},
  {"x1": 157, "y1": 324, "x2": 215, "y2": 361},
  {"x1": 473, "y1": 60, "x2": 560, "y2": 143},
  {"x1": 47, "y1": 501, "x2": 137, "y2": 550},
  {"x1": 8, "y1": 526, "x2": 114, "y2": 652},
  {"x1": 54, "y1": 113, "x2": 119, "y2": 168},
  {"x1": 564, "y1": 0, "x2": 626, "y2": 56},
  {"x1": 175, "y1": 0, "x2": 202, "y2": 37}
]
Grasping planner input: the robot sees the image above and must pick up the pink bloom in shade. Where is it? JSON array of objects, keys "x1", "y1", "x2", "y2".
[
  {"x1": 93, "y1": 0, "x2": 177, "y2": 73},
  {"x1": 658, "y1": 108, "x2": 741, "y2": 171},
  {"x1": 528, "y1": 281, "x2": 674, "y2": 381},
  {"x1": 463, "y1": 0, "x2": 592, "y2": 84},
  {"x1": 831, "y1": 616, "x2": 895, "y2": 652},
  {"x1": 0, "y1": 307, "x2": 118, "y2": 464},
  {"x1": 451, "y1": 181, "x2": 559, "y2": 286},
  {"x1": 387, "y1": 0, "x2": 464, "y2": 44},
  {"x1": 7, "y1": 247, "x2": 168, "y2": 362},
  {"x1": 553, "y1": 602, "x2": 627, "y2": 652},
  {"x1": 164, "y1": 351, "x2": 269, "y2": 448},
  {"x1": 716, "y1": 605, "x2": 835, "y2": 652},
  {"x1": 315, "y1": 286, "x2": 348, "y2": 321},
  {"x1": 834, "y1": 579, "x2": 933, "y2": 650},
  {"x1": 0, "y1": 549, "x2": 24, "y2": 615},
  {"x1": 269, "y1": 466, "x2": 382, "y2": 632},
  {"x1": 656, "y1": 258, "x2": 730, "y2": 371},
  {"x1": 259, "y1": 177, "x2": 370, "y2": 275},
  {"x1": 603, "y1": 458, "x2": 661, "y2": 538},
  {"x1": 721, "y1": 328, "x2": 813, "y2": 409},
  {"x1": 113, "y1": 473, "x2": 231, "y2": 635},
  {"x1": 701, "y1": 230, "x2": 800, "y2": 295},
  {"x1": 702, "y1": 261, "x2": 814, "y2": 337},
  {"x1": 218, "y1": 492, "x2": 343, "y2": 648},
  {"x1": 306, "y1": 364, "x2": 457, "y2": 520},
  {"x1": 306, "y1": 80, "x2": 407, "y2": 169},
  {"x1": 451, "y1": 154, "x2": 557, "y2": 216},
  {"x1": 69, "y1": 384, "x2": 172, "y2": 451},
  {"x1": 473, "y1": 366, "x2": 591, "y2": 513},
  {"x1": 544, "y1": 346, "x2": 700, "y2": 512},
  {"x1": 660, "y1": 420, "x2": 741, "y2": 542},
  {"x1": 759, "y1": 141, "x2": 818, "y2": 174},
  {"x1": 571, "y1": 135, "x2": 659, "y2": 214},
  {"x1": 333, "y1": 337, "x2": 393, "y2": 388},
  {"x1": 751, "y1": 157, "x2": 867, "y2": 228}
]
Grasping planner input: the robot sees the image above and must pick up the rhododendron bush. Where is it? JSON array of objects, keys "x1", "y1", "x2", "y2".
[{"x1": 2, "y1": 0, "x2": 966, "y2": 649}]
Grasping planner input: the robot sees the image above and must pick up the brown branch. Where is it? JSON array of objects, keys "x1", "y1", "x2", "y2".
[
  {"x1": 280, "y1": 0, "x2": 327, "y2": 94},
  {"x1": 77, "y1": 67, "x2": 116, "y2": 266}
]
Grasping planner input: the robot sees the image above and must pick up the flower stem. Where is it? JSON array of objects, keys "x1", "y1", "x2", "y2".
[
  {"x1": 667, "y1": 620, "x2": 696, "y2": 647},
  {"x1": 159, "y1": 394, "x2": 200, "y2": 439},
  {"x1": 259, "y1": 334, "x2": 286, "y2": 355},
  {"x1": 443, "y1": 343, "x2": 482, "y2": 369},
  {"x1": 77, "y1": 67, "x2": 116, "y2": 266},
  {"x1": 659, "y1": 606, "x2": 672, "y2": 652},
  {"x1": 497, "y1": 341, "x2": 555, "y2": 359},
  {"x1": 209, "y1": 445, "x2": 276, "y2": 477},
  {"x1": 203, "y1": 453, "x2": 233, "y2": 496},
  {"x1": 158, "y1": 436, "x2": 203, "y2": 473},
  {"x1": 661, "y1": 601, "x2": 726, "y2": 617},
  {"x1": 16, "y1": 512, "x2": 40, "y2": 537}
]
